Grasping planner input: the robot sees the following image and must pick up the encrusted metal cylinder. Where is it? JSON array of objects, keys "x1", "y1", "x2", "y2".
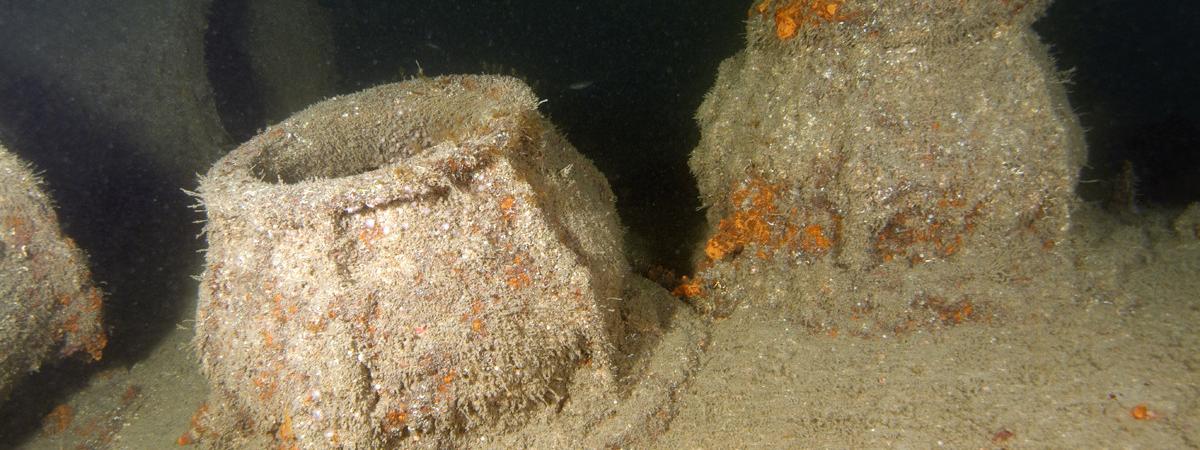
[
  {"x1": 686, "y1": 0, "x2": 1084, "y2": 333},
  {"x1": 195, "y1": 75, "x2": 628, "y2": 448},
  {"x1": 0, "y1": 145, "x2": 105, "y2": 403}
]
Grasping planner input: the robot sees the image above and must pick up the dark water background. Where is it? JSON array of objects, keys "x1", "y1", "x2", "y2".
[{"x1": 1034, "y1": 0, "x2": 1200, "y2": 207}]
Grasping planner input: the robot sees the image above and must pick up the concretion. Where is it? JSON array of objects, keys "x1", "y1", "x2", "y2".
[
  {"x1": 195, "y1": 75, "x2": 654, "y2": 448},
  {"x1": 687, "y1": 0, "x2": 1084, "y2": 333},
  {"x1": 0, "y1": 145, "x2": 105, "y2": 403}
]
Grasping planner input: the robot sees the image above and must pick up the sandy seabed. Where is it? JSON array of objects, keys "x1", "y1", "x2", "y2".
[{"x1": 16, "y1": 205, "x2": 1200, "y2": 449}]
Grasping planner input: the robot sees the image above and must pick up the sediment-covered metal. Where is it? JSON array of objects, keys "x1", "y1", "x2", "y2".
[
  {"x1": 195, "y1": 75, "x2": 642, "y2": 447},
  {"x1": 687, "y1": 0, "x2": 1084, "y2": 333},
  {"x1": 0, "y1": 145, "x2": 105, "y2": 403}
]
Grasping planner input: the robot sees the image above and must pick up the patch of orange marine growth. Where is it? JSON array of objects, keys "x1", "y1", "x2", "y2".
[
  {"x1": 938, "y1": 299, "x2": 974, "y2": 324},
  {"x1": 874, "y1": 193, "x2": 979, "y2": 265},
  {"x1": 705, "y1": 177, "x2": 831, "y2": 262},
  {"x1": 383, "y1": 409, "x2": 408, "y2": 434},
  {"x1": 676, "y1": 177, "x2": 834, "y2": 300},
  {"x1": 82, "y1": 330, "x2": 107, "y2": 361},
  {"x1": 1131, "y1": 404, "x2": 1158, "y2": 420},
  {"x1": 176, "y1": 402, "x2": 210, "y2": 446},
  {"x1": 42, "y1": 404, "x2": 74, "y2": 435},
  {"x1": 799, "y1": 224, "x2": 832, "y2": 254},
  {"x1": 704, "y1": 177, "x2": 782, "y2": 261},
  {"x1": 499, "y1": 195, "x2": 517, "y2": 224},
  {"x1": 754, "y1": 0, "x2": 852, "y2": 40},
  {"x1": 671, "y1": 276, "x2": 704, "y2": 298},
  {"x1": 276, "y1": 412, "x2": 297, "y2": 450}
]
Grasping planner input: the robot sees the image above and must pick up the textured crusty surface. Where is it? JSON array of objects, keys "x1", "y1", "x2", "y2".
[
  {"x1": 195, "y1": 75, "x2": 704, "y2": 448},
  {"x1": 687, "y1": 0, "x2": 1084, "y2": 333},
  {"x1": 745, "y1": 0, "x2": 1050, "y2": 48},
  {"x1": 0, "y1": 145, "x2": 105, "y2": 403}
]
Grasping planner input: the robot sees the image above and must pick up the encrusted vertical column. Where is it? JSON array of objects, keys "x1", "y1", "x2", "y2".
[
  {"x1": 195, "y1": 75, "x2": 630, "y2": 448},
  {"x1": 0, "y1": 145, "x2": 105, "y2": 403},
  {"x1": 685, "y1": 0, "x2": 1084, "y2": 334}
]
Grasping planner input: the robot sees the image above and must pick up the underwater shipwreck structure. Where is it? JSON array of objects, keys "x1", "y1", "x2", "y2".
[
  {"x1": 9, "y1": 0, "x2": 1200, "y2": 448},
  {"x1": 683, "y1": 0, "x2": 1084, "y2": 335},
  {"x1": 193, "y1": 75, "x2": 704, "y2": 448},
  {"x1": 0, "y1": 145, "x2": 106, "y2": 403}
]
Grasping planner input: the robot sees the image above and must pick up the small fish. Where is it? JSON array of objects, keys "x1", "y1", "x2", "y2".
[
  {"x1": 422, "y1": 30, "x2": 444, "y2": 52},
  {"x1": 567, "y1": 80, "x2": 594, "y2": 90}
]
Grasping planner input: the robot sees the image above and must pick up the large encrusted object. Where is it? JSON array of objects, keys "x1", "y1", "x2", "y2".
[
  {"x1": 0, "y1": 145, "x2": 105, "y2": 402},
  {"x1": 686, "y1": 0, "x2": 1084, "y2": 332},
  {"x1": 195, "y1": 75, "x2": 628, "y2": 447}
]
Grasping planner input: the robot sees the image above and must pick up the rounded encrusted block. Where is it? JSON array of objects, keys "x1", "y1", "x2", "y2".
[
  {"x1": 0, "y1": 145, "x2": 105, "y2": 403},
  {"x1": 195, "y1": 75, "x2": 628, "y2": 447},
  {"x1": 685, "y1": 0, "x2": 1083, "y2": 332}
]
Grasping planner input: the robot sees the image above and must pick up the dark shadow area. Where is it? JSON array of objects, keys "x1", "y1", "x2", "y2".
[
  {"x1": 205, "y1": 0, "x2": 264, "y2": 143},
  {"x1": 0, "y1": 72, "x2": 204, "y2": 443},
  {"x1": 1035, "y1": 0, "x2": 1200, "y2": 208},
  {"x1": 317, "y1": 0, "x2": 746, "y2": 275},
  {"x1": 1125, "y1": 114, "x2": 1200, "y2": 206},
  {"x1": 0, "y1": 354, "x2": 96, "y2": 445}
]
